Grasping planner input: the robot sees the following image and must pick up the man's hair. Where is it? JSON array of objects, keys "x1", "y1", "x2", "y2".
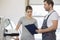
[
  {"x1": 25, "y1": 5, "x2": 32, "y2": 11},
  {"x1": 44, "y1": 0, "x2": 54, "y2": 7}
]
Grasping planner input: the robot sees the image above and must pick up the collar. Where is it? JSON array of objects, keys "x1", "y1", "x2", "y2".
[{"x1": 48, "y1": 10, "x2": 54, "y2": 15}]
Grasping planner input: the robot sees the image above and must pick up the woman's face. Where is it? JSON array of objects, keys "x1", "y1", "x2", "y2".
[{"x1": 26, "y1": 9, "x2": 32, "y2": 17}]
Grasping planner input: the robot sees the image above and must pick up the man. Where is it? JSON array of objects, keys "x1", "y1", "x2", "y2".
[{"x1": 36, "y1": 0, "x2": 59, "y2": 40}]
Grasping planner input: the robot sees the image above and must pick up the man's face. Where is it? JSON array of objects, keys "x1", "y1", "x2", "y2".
[
  {"x1": 26, "y1": 9, "x2": 32, "y2": 17},
  {"x1": 44, "y1": 1, "x2": 50, "y2": 11}
]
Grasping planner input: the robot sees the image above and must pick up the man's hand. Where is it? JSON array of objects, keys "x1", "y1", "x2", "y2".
[{"x1": 36, "y1": 29, "x2": 43, "y2": 33}]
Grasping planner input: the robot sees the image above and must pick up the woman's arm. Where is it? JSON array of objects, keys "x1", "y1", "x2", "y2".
[
  {"x1": 16, "y1": 17, "x2": 22, "y2": 30},
  {"x1": 15, "y1": 18, "x2": 22, "y2": 40},
  {"x1": 16, "y1": 24, "x2": 21, "y2": 31}
]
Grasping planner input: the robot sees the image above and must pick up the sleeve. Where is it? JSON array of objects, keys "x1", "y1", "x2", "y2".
[
  {"x1": 51, "y1": 12, "x2": 59, "y2": 20},
  {"x1": 34, "y1": 19, "x2": 38, "y2": 27},
  {"x1": 17, "y1": 17, "x2": 23, "y2": 26}
]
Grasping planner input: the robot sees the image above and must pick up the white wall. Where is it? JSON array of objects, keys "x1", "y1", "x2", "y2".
[
  {"x1": 30, "y1": 0, "x2": 60, "y2": 5},
  {"x1": 0, "y1": 0, "x2": 25, "y2": 25}
]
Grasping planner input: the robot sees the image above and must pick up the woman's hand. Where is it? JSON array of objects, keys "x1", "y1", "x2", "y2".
[{"x1": 13, "y1": 37, "x2": 19, "y2": 40}]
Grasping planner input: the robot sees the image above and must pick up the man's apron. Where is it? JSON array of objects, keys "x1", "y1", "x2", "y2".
[{"x1": 41, "y1": 10, "x2": 56, "y2": 40}]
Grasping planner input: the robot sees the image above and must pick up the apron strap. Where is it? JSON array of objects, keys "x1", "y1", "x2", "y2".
[{"x1": 47, "y1": 10, "x2": 56, "y2": 20}]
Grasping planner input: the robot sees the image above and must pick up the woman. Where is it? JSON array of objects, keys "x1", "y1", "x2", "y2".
[{"x1": 16, "y1": 6, "x2": 38, "y2": 40}]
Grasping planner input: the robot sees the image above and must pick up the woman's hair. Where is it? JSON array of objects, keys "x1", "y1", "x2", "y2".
[{"x1": 25, "y1": 5, "x2": 32, "y2": 12}]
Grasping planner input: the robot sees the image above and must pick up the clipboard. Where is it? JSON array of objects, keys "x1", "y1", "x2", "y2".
[{"x1": 25, "y1": 24, "x2": 38, "y2": 35}]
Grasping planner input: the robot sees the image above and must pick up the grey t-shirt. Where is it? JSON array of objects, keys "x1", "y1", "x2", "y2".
[{"x1": 18, "y1": 16, "x2": 38, "y2": 40}]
